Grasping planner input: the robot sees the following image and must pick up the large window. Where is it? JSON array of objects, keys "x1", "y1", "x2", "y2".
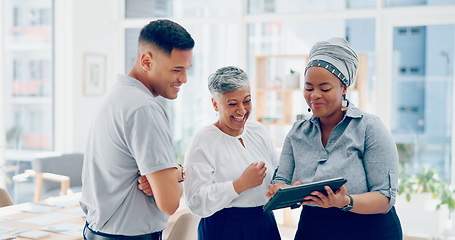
[
  {"x1": 2, "y1": 0, "x2": 53, "y2": 202},
  {"x1": 125, "y1": 0, "x2": 241, "y2": 18},
  {"x1": 386, "y1": 0, "x2": 454, "y2": 7},
  {"x1": 392, "y1": 25, "x2": 454, "y2": 182},
  {"x1": 248, "y1": 0, "x2": 377, "y2": 14},
  {"x1": 3, "y1": 0, "x2": 53, "y2": 151}
]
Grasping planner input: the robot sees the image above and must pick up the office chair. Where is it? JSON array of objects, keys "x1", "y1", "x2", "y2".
[
  {"x1": 166, "y1": 213, "x2": 200, "y2": 240},
  {"x1": 0, "y1": 187, "x2": 13, "y2": 207},
  {"x1": 24, "y1": 153, "x2": 84, "y2": 202}
]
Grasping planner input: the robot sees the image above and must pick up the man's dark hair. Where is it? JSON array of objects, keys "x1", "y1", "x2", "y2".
[{"x1": 139, "y1": 19, "x2": 195, "y2": 55}]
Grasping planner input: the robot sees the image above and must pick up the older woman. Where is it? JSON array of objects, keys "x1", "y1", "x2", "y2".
[
  {"x1": 184, "y1": 66, "x2": 281, "y2": 240},
  {"x1": 266, "y1": 38, "x2": 402, "y2": 240}
]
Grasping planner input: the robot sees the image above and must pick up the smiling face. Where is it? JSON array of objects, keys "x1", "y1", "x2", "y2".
[
  {"x1": 212, "y1": 87, "x2": 252, "y2": 137},
  {"x1": 304, "y1": 66, "x2": 347, "y2": 122},
  {"x1": 144, "y1": 48, "x2": 193, "y2": 99}
]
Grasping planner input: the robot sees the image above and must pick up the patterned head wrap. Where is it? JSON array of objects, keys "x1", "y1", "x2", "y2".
[{"x1": 305, "y1": 37, "x2": 359, "y2": 88}]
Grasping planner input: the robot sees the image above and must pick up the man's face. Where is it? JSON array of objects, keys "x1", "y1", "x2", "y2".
[{"x1": 146, "y1": 48, "x2": 193, "y2": 99}]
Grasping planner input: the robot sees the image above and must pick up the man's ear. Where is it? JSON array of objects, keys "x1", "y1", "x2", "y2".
[{"x1": 140, "y1": 52, "x2": 153, "y2": 71}]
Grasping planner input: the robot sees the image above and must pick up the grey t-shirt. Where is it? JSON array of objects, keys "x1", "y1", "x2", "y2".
[{"x1": 80, "y1": 74, "x2": 177, "y2": 235}]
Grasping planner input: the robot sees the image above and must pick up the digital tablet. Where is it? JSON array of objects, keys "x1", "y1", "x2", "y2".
[{"x1": 263, "y1": 177, "x2": 347, "y2": 212}]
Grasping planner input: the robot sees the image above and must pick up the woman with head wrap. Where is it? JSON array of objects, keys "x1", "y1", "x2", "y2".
[
  {"x1": 184, "y1": 66, "x2": 281, "y2": 240},
  {"x1": 266, "y1": 38, "x2": 402, "y2": 240}
]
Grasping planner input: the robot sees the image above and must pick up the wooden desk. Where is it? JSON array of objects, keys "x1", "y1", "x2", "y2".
[
  {"x1": 0, "y1": 203, "x2": 84, "y2": 240},
  {"x1": 0, "y1": 193, "x2": 188, "y2": 240}
]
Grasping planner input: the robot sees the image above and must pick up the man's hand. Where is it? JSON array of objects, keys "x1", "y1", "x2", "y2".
[
  {"x1": 137, "y1": 171, "x2": 153, "y2": 196},
  {"x1": 177, "y1": 164, "x2": 185, "y2": 183}
]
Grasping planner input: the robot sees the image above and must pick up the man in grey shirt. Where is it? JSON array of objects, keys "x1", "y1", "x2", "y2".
[{"x1": 80, "y1": 19, "x2": 194, "y2": 240}]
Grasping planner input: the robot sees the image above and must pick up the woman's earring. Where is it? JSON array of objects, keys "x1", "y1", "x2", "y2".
[
  {"x1": 307, "y1": 108, "x2": 311, "y2": 112},
  {"x1": 341, "y1": 95, "x2": 348, "y2": 112}
]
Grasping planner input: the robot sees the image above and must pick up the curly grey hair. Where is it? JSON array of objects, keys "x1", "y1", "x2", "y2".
[{"x1": 208, "y1": 66, "x2": 250, "y2": 100}]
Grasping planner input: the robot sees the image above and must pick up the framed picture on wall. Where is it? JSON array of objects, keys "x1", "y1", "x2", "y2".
[{"x1": 83, "y1": 53, "x2": 106, "y2": 96}]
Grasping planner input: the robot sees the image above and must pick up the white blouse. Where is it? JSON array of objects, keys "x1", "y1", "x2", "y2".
[{"x1": 184, "y1": 120, "x2": 279, "y2": 217}]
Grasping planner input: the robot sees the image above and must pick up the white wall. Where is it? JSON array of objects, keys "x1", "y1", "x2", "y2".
[
  {"x1": 0, "y1": 0, "x2": 5, "y2": 188},
  {"x1": 55, "y1": 0, "x2": 120, "y2": 153}
]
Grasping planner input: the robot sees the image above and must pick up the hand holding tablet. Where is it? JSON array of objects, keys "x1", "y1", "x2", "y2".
[{"x1": 263, "y1": 177, "x2": 347, "y2": 212}]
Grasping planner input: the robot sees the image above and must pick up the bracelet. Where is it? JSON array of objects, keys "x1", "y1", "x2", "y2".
[{"x1": 178, "y1": 164, "x2": 185, "y2": 183}]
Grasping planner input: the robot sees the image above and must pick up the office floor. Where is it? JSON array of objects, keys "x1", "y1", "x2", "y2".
[{"x1": 278, "y1": 225, "x2": 297, "y2": 240}]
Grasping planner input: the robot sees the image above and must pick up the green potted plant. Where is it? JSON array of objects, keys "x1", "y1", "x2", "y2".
[
  {"x1": 283, "y1": 69, "x2": 300, "y2": 89},
  {"x1": 397, "y1": 166, "x2": 455, "y2": 236},
  {"x1": 398, "y1": 167, "x2": 455, "y2": 212}
]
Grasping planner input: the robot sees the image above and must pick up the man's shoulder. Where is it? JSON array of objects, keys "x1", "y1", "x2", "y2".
[{"x1": 109, "y1": 84, "x2": 162, "y2": 109}]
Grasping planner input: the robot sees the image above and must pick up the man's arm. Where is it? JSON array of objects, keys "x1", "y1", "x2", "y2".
[{"x1": 145, "y1": 167, "x2": 183, "y2": 215}]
